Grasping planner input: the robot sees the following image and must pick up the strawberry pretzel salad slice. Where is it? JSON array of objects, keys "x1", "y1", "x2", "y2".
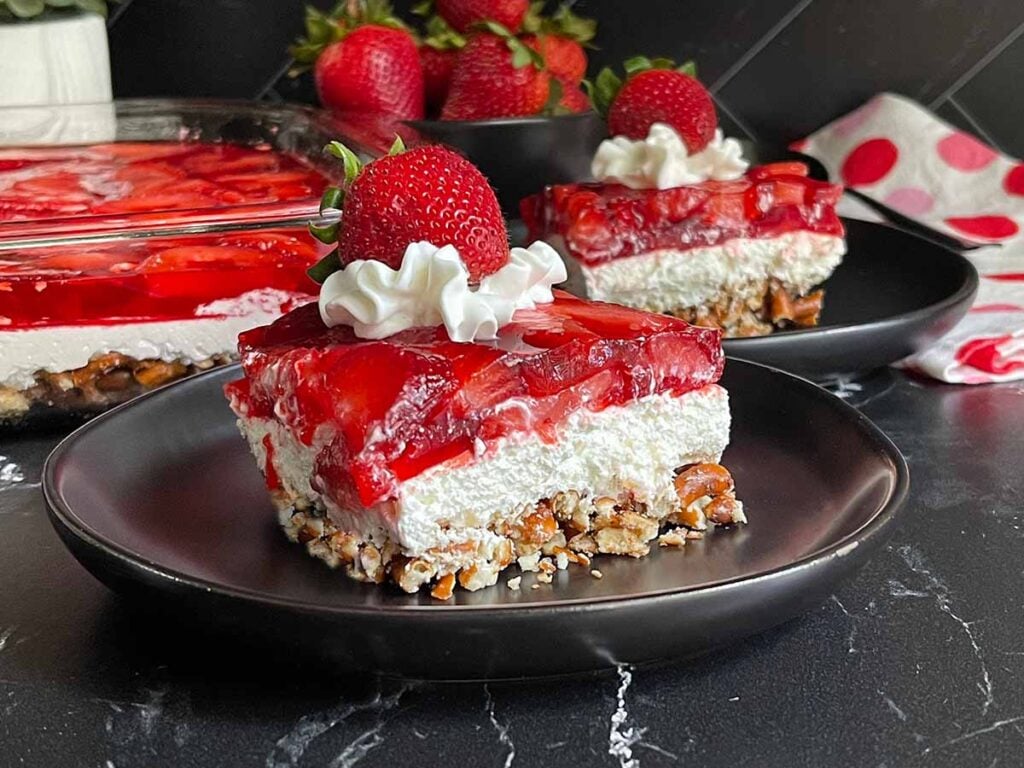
[
  {"x1": 225, "y1": 140, "x2": 745, "y2": 600},
  {"x1": 522, "y1": 58, "x2": 847, "y2": 337}
]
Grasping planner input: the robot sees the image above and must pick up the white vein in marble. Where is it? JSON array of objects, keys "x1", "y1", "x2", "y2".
[
  {"x1": 898, "y1": 545, "x2": 995, "y2": 715},
  {"x1": 484, "y1": 684, "x2": 515, "y2": 768}
]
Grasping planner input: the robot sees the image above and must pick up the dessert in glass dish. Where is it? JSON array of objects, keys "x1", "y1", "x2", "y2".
[
  {"x1": 0, "y1": 229, "x2": 320, "y2": 424},
  {"x1": 522, "y1": 59, "x2": 846, "y2": 337},
  {"x1": 0, "y1": 140, "x2": 330, "y2": 239},
  {"x1": 226, "y1": 141, "x2": 744, "y2": 600}
]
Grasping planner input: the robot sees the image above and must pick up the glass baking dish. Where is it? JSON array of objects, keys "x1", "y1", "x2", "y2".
[{"x1": 0, "y1": 99, "x2": 360, "y2": 245}]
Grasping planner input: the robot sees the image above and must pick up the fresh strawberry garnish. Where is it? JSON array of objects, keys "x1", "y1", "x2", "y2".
[
  {"x1": 307, "y1": 140, "x2": 508, "y2": 283},
  {"x1": 440, "y1": 23, "x2": 550, "y2": 120},
  {"x1": 418, "y1": 15, "x2": 466, "y2": 115},
  {"x1": 290, "y1": 1, "x2": 424, "y2": 119},
  {"x1": 433, "y1": 0, "x2": 528, "y2": 34},
  {"x1": 589, "y1": 57, "x2": 717, "y2": 152}
]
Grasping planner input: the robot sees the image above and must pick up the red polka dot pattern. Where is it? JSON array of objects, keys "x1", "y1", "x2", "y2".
[
  {"x1": 1004, "y1": 164, "x2": 1024, "y2": 196},
  {"x1": 945, "y1": 215, "x2": 1020, "y2": 240},
  {"x1": 956, "y1": 334, "x2": 1024, "y2": 376},
  {"x1": 841, "y1": 138, "x2": 899, "y2": 186},
  {"x1": 936, "y1": 132, "x2": 998, "y2": 171}
]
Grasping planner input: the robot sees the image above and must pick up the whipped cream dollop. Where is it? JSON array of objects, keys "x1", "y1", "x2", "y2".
[
  {"x1": 319, "y1": 241, "x2": 567, "y2": 342},
  {"x1": 591, "y1": 123, "x2": 748, "y2": 190}
]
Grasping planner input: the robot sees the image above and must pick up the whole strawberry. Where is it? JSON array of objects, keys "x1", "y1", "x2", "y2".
[
  {"x1": 436, "y1": 0, "x2": 528, "y2": 34},
  {"x1": 441, "y1": 24, "x2": 550, "y2": 121},
  {"x1": 525, "y1": 35, "x2": 587, "y2": 84},
  {"x1": 309, "y1": 141, "x2": 509, "y2": 283},
  {"x1": 291, "y1": 2, "x2": 424, "y2": 120},
  {"x1": 558, "y1": 82, "x2": 590, "y2": 113},
  {"x1": 521, "y1": 4, "x2": 596, "y2": 84},
  {"x1": 421, "y1": 47, "x2": 458, "y2": 115},
  {"x1": 590, "y1": 58, "x2": 716, "y2": 152},
  {"x1": 419, "y1": 15, "x2": 466, "y2": 115}
]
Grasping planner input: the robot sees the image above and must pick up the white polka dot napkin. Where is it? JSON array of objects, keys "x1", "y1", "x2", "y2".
[{"x1": 797, "y1": 92, "x2": 1024, "y2": 384}]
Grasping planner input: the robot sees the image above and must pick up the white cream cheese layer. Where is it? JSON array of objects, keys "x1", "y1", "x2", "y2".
[
  {"x1": 237, "y1": 384, "x2": 730, "y2": 562},
  {"x1": 0, "y1": 288, "x2": 308, "y2": 390},
  {"x1": 578, "y1": 231, "x2": 846, "y2": 313}
]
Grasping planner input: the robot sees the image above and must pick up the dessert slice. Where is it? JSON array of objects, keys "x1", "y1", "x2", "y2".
[
  {"x1": 521, "y1": 59, "x2": 846, "y2": 337},
  {"x1": 226, "y1": 292, "x2": 742, "y2": 597},
  {"x1": 226, "y1": 140, "x2": 744, "y2": 599},
  {"x1": 0, "y1": 229, "x2": 319, "y2": 423}
]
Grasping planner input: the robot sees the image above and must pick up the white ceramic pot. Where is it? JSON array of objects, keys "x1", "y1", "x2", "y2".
[{"x1": 0, "y1": 12, "x2": 112, "y2": 107}]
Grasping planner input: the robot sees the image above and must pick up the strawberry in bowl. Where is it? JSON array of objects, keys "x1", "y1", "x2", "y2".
[
  {"x1": 403, "y1": 2, "x2": 605, "y2": 214},
  {"x1": 522, "y1": 57, "x2": 847, "y2": 337},
  {"x1": 224, "y1": 140, "x2": 746, "y2": 600}
]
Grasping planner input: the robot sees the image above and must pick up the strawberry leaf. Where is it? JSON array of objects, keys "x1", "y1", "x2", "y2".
[
  {"x1": 678, "y1": 60, "x2": 697, "y2": 77},
  {"x1": 541, "y1": 78, "x2": 571, "y2": 116},
  {"x1": 521, "y1": 0, "x2": 546, "y2": 33},
  {"x1": 585, "y1": 67, "x2": 622, "y2": 117},
  {"x1": 476, "y1": 20, "x2": 545, "y2": 69},
  {"x1": 548, "y1": 4, "x2": 597, "y2": 44},
  {"x1": 325, "y1": 141, "x2": 364, "y2": 186},
  {"x1": 309, "y1": 221, "x2": 341, "y2": 244},
  {"x1": 423, "y1": 14, "x2": 466, "y2": 49},
  {"x1": 411, "y1": 0, "x2": 432, "y2": 15},
  {"x1": 319, "y1": 186, "x2": 344, "y2": 213},
  {"x1": 388, "y1": 135, "x2": 406, "y2": 155},
  {"x1": 307, "y1": 249, "x2": 342, "y2": 284}
]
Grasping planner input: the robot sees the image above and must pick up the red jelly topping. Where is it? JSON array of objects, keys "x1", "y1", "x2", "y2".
[
  {"x1": 0, "y1": 229, "x2": 320, "y2": 328},
  {"x1": 225, "y1": 292, "x2": 723, "y2": 509},
  {"x1": 520, "y1": 163, "x2": 844, "y2": 266},
  {"x1": 0, "y1": 141, "x2": 329, "y2": 234}
]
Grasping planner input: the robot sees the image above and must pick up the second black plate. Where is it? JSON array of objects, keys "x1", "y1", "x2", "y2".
[{"x1": 722, "y1": 219, "x2": 977, "y2": 381}]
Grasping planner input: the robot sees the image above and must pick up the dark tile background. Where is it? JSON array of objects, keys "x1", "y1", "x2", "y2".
[{"x1": 107, "y1": 0, "x2": 1024, "y2": 155}]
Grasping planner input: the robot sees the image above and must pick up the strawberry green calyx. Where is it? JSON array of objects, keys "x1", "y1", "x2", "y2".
[
  {"x1": 422, "y1": 13, "x2": 466, "y2": 50},
  {"x1": 475, "y1": 20, "x2": 544, "y2": 69},
  {"x1": 289, "y1": 0, "x2": 411, "y2": 72},
  {"x1": 307, "y1": 137, "x2": 411, "y2": 283},
  {"x1": 522, "y1": 2, "x2": 597, "y2": 45},
  {"x1": 308, "y1": 140, "x2": 363, "y2": 282},
  {"x1": 585, "y1": 56, "x2": 697, "y2": 118},
  {"x1": 540, "y1": 78, "x2": 567, "y2": 117}
]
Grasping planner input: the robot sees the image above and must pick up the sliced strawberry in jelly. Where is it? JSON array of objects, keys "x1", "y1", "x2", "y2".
[
  {"x1": 0, "y1": 141, "x2": 328, "y2": 225},
  {"x1": 521, "y1": 167, "x2": 845, "y2": 265},
  {"x1": 748, "y1": 162, "x2": 809, "y2": 180},
  {"x1": 229, "y1": 292, "x2": 723, "y2": 506}
]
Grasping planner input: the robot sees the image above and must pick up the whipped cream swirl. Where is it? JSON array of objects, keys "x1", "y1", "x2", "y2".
[
  {"x1": 319, "y1": 241, "x2": 567, "y2": 342},
  {"x1": 591, "y1": 123, "x2": 748, "y2": 190}
]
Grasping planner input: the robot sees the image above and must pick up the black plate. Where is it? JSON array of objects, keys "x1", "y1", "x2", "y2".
[
  {"x1": 722, "y1": 219, "x2": 978, "y2": 381},
  {"x1": 43, "y1": 361, "x2": 907, "y2": 680}
]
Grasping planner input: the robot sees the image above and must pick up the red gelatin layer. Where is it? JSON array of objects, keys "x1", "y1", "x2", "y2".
[
  {"x1": 0, "y1": 229, "x2": 320, "y2": 328},
  {"x1": 0, "y1": 141, "x2": 328, "y2": 227},
  {"x1": 520, "y1": 163, "x2": 844, "y2": 266},
  {"x1": 226, "y1": 292, "x2": 724, "y2": 509}
]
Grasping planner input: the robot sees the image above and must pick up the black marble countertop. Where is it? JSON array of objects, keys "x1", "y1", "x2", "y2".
[{"x1": 1, "y1": 370, "x2": 1022, "y2": 767}]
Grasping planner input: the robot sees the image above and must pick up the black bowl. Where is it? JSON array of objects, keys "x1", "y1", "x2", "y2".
[{"x1": 405, "y1": 112, "x2": 607, "y2": 216}]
